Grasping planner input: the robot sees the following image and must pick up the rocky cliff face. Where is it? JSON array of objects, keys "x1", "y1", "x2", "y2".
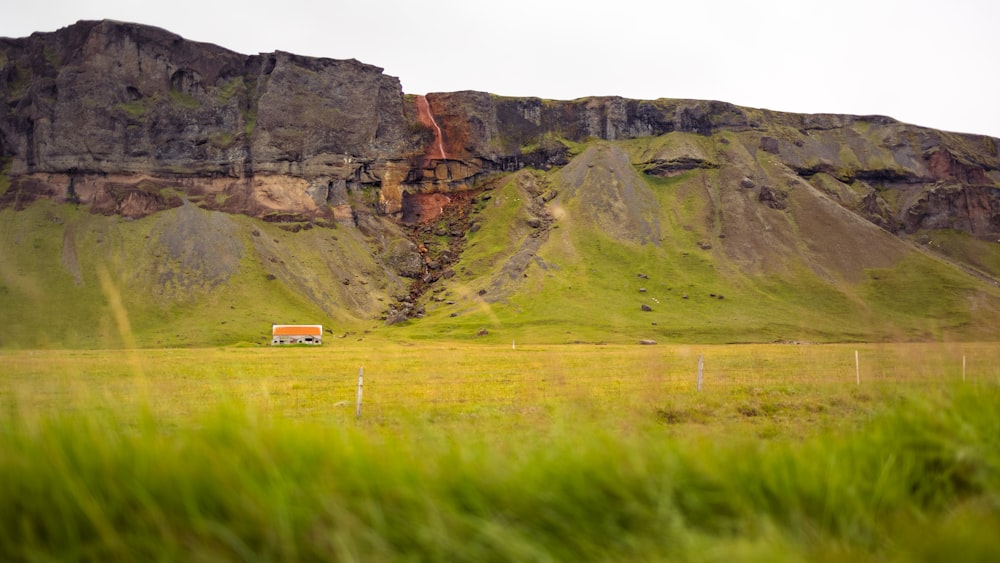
[
  {"x1": 0, "y1": 20, "x2": 420, "y2": 223},
  {"x1": 2, "y1": 20, "x2": 999, "y2": 238},
  {"x1": 423, "y1": 92, "x2": 1000, "y2": 239}
]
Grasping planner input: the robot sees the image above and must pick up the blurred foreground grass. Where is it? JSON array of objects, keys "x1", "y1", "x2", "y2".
[{"x1": 1, "y1": 342, "x2": 999, "y2": 560}]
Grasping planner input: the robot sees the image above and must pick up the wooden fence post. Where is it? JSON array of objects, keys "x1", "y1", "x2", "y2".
[
  {"x1": 697, "y1": 355, "x2": 704, "y2": 392},
  {"x1": 355, "y1": 367, "x2": 364, "y2": 419},
  {"x1": 855, "y1": 350, "x2": 860, "y2": 386}
]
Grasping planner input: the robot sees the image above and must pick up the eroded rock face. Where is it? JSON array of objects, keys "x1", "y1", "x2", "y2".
[
  {"x1": 1, "y1": 20, "x2": 250, "y2": 177},
  {"x1": 903, "y1": 185, "x2": 1000, "y2": 235},
  {"x1": 2, "y1": 19, "x2": 1000, "y2": 243},
  {"x1": 0, "y1": 20, "x2": 420, "y2": 221},
  {"x1": 249, "y1": 51, "x2": 410, "y2": 171},
  {"x1": 422, "y1": 92, "x2": 752, "y2": 163}
]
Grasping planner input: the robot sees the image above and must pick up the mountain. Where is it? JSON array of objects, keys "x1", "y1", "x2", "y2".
[{"x1": 2, "y1": 20, "x2": 999, "y2": 348}]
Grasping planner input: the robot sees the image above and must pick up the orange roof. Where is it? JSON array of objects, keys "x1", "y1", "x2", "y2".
[{"x1": 272, "y1": 325, "x2": 323, "y2": 336}]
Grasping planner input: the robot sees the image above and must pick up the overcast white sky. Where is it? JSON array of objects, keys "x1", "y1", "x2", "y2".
[{"x1": 3, "y1": 0, "x2": 999, "y2": 138}]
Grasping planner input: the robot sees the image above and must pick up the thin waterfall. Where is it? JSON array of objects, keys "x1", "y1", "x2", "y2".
[{"x1": 416, "y1": 95, "x2": 447, "y2": 160}]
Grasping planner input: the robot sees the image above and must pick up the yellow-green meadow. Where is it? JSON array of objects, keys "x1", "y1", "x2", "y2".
[
  {"x1": 5, "y1": 341, "x2": 994, "y2": 425},
  {"x1": 2, "y1": 342, "x2": 999, "y2": 560}
]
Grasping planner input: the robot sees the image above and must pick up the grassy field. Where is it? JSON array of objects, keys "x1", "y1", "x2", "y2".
[{"x1": 2, "y1": 342, "x2": 999, "y2": 561}]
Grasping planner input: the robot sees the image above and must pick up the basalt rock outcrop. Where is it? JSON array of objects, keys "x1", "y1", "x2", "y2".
[
  {"x1": 2, "y1": 20, "x2": 1000, "y2": 239},
  {"x1": 0, "y1": 20, "x2": 422, "y2": 224}
]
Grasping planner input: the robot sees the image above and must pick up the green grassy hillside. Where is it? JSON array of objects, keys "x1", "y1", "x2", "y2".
[
  {"x1": 0, "y1": 200, "x2": 410, "y2": 348},
  {"x1": 3, "y1": 133, "x2": 1000, "y2": 348},
  {"x1": 404, "y1": 135, "x2": 1000, "y2": 344}
]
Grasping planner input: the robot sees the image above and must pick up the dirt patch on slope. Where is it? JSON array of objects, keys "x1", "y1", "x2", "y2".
[
  {"x1": 60, "y1": 222, "x2": 83, "y2": 286},
  {"x1": 555, "y1": 144, "x2": 661, "y2": 244},
  {"x1": 715, "y1": 136, "x2": 909, "y2": 281},
  {"x1": 789, "y1": 178, "x2": 908, "y2": 282},
  {"x1": 144, "y1": 200, "x2": 244, "y2": 300},
  {"x1": 483, "y1": 171, "x2": 558, "y2": 300}
]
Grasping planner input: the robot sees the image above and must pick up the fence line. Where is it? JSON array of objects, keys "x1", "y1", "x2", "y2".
[
  {"x1": 322, "y1": 345, "x2": 999, "y2": 419},
  {"x1": 5, "y1": 343, "x2": 998, "y2": 421}
]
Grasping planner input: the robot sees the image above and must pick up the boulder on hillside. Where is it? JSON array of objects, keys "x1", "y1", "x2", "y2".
[
  {"x1": 384, "y1": 239, "x2": 425, "y2": 278},
  {"x1": 758, "y1": 185, "x2": 788, "y2": 210}
]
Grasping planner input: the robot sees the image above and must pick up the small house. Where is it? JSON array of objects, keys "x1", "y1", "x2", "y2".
[{"x1": 271, "y1": 324, "x2": 323, "y2": 345}]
